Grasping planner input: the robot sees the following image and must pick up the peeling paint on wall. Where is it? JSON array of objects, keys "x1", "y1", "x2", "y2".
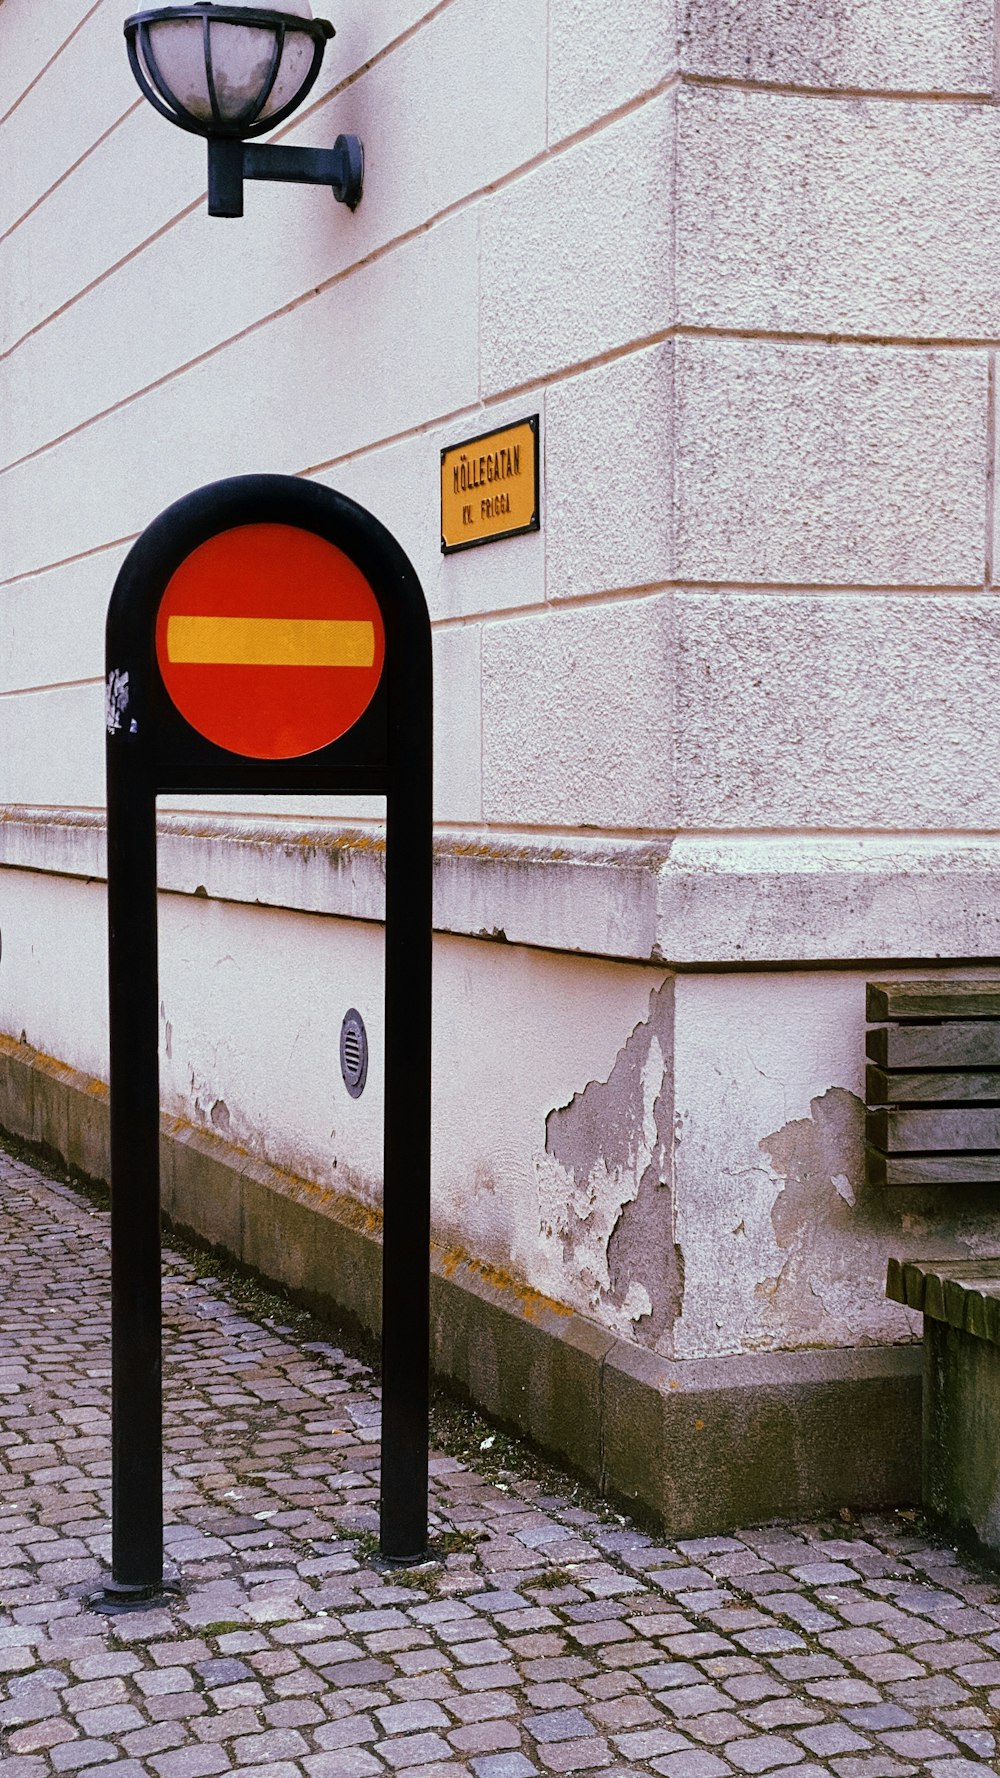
[
  {"x1": 210, "y1": 1097, "x2": 231, "y2": 1135},
  {"x1": 538, "y1": 978, "x2": 681, "y2": 1347},
  {"x1": 758, "y1": 1086, "x2": 933, "y2": 1346}
]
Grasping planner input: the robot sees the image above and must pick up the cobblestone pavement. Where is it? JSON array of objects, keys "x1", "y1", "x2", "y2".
[{"x1": 1, "y1": 1152, "x2": 999, "y2": 1778}]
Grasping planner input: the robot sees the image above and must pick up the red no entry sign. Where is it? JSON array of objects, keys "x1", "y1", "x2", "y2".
[{"x1": 155, "y1": 522, "x2": 385, "y2": 759}]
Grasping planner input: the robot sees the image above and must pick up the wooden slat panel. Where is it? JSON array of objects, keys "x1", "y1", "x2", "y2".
[
  {"x1": 886, "y1": 1256, "x2": 931, "y2": 1309},
  {"x1": 885, "y1": 1257, "x2": 1000, "y2": 1343},
  {"x1": 867, "y1": 1106, "x2": 1000, "y2": 1152},
  {"x1": 866, "y1": 1146, "x2": 887, "y2": 1186},
  {"x1": 867, "y1": 980, "x2": 1000, "y2": 1021},
  {"x1": 866, "y1": 1022, "x2": 1000, "y2": 1069},
  {"x1": 872, "y1": 1150, "x2": 1000, "y2": 1185},
  {"x1": 885, "y1": 1256, "x2": 908, "y2": 1304},
  {"x1": 866, "y1": 1065, "x2": 1000, "y2": 1105}
]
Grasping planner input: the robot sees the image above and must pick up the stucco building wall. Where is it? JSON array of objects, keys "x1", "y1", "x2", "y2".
[{"x1": 2, "y1": 0, "x2": 999, "y2": 1448}]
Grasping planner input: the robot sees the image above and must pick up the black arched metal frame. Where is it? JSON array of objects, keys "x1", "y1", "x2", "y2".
[{"x1": 103, "y1": 475, "x2": 431, "y2": 1601}]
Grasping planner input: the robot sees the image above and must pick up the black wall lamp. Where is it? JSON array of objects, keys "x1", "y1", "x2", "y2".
[{"x1": 124, "y1": 2, "x2": 363, "y2": 218}]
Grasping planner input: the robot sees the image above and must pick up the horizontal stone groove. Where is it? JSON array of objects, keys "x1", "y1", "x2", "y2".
[
  {"x1": 0, "y1": 0, "x2": 106, "y2": 129},
  {"x1": 1, "y1": 542, "x2": 995, "y2": 601},
  {"x1": 6, "y1": 68, "x2": 997, "y2": 377},
  {"x1": 673, "y1": 324, "x2": 1000, "y2": 352},
  {"x1": 0, "y1": 533, "x2": 139, "y2": 592},
  {"x1": 0, "y1": 675, "x2": 102, "y2": 700},
  {"x1": 4, "y1": 311, "x2": 998, "y2": 485},
  {"x1": 3, "y1": 570, "x2": 995, "y2": 608},
  {"x1": 0, "y1": 62, "x2": 679, "y2": 400},
  {"x1": 430, "y1": 582, "x2": 996, "y2": 632},
  {"x1": 0, "y1": 178, "x2": 204, "y2": 363},
  {"x1": 680, "y1": 70, "x2": 997, "y2": 106},
  {"x1": 0, "y1": 99, "x2": 142, "y2": 253},
  {"x1": 0, "y1": 309, "x2": 678, "y2": 494},
  {"x1": 16, "y1": 804, "x2": 1000, "y2": 843}
]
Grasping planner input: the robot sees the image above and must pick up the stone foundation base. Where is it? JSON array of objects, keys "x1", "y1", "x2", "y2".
[
  {"x1": 0, "y1": 1032, "x2": 921, "y2": 1534},
  {"x1": 925, "y1": 1319, "x2": 1000, "y2": 1551}
]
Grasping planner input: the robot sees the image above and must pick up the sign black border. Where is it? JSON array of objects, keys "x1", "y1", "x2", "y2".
[{"x1": 440, "y1": 413, "x2": 540, "y2": 554}]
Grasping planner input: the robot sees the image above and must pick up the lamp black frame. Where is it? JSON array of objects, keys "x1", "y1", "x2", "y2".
[
  {"x1": 100, "y1": 475, "x2": 432, "y2": 1604},
  {"x1": 124, "y1": 6, "x2": 364, "y2": 216},
  {"x1": 125, "y1": 5, "x2": 333, "y2": 138}
]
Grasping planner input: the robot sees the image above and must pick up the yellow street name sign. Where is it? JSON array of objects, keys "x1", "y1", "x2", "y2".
[{"x1": 441, "y1": 416, "x2": 540, "y2": 553}]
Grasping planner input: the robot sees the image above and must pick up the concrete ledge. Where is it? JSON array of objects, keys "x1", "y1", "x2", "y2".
[
  {"x1": 0, "y1": 1032, "x2": 922, "y2": 1532},
  {"x1": 9, "y1": 806, "x2": 1000, "y2": 964},
  {"x1": 0, "y1": 806, "x2": 664, "y2": 964}
]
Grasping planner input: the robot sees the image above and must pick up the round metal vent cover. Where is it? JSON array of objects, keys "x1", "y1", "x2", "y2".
[{"x1": 340, "y1": 1008, "x2": 368, "y2": 1099}]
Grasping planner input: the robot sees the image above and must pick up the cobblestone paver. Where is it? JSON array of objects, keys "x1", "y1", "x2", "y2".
[{"x1": 2, "y1": 1151, "x2": 999, "y2": 1778}]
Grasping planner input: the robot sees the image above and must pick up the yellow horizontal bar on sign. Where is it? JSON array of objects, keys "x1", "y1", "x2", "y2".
[
  {"x1": 441, "y1": 416, "x2": 539, "y2": 552},
  {"x1": 166, "y1": 615, "x2": 375, "y2": 668}
]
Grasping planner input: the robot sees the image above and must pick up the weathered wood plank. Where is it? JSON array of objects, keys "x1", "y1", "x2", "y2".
[
  {"x1": 866, "y1": 1065, "x2": 1000, "y2": 1106},
  {"x1": 866, "y1": 1023, "x2": 1000, "y2": 1069},
  {"x1": 866, "y1": 1146, "x2": 888, "y2": 1186},
  {"x1": 868, "y1": 1106, "x2": 1000, "y2": 1152},
  {"x1": 867, "y1": 980, "x2": 1000, "y2": 1021},
  {"x1": 886, "y1": 1256, "x2": 910, "y2": 1305},
  {"x1": 885, "y1": 1256, "x2": 1000, "y2": 1344},
  {"x1": 870, "y1": 1150, "x2": 1000, "y2": 1186}
]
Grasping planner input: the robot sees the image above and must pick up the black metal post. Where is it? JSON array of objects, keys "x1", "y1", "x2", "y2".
[
  {"x1": 380, "y1": 675, "x2": 433, "y2": 1562},
  {"x1": 106, "y1": 757, "x2": 163, "y2": 1595},
  {"x1": 207, "y1": 137, "x2": 245, "y2": 217}
]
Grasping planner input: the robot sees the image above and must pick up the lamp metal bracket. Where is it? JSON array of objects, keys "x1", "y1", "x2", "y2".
[{"x1": 208, "y1": 134, "x2": 364, "y2": 217}]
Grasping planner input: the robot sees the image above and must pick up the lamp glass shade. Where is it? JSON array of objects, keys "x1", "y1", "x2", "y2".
[
  {"x1": 140, "y1": 20, "x2": 211, "y2": 119},
  {"x1": 139, "y1": 4, "x2": 321, "y2": 130},
  {"x1": 214, "y1": 21, "x2": 314, "y2": 121}
]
